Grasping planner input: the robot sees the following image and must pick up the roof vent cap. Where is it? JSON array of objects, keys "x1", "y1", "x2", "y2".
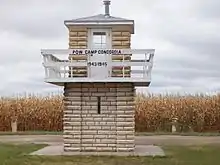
[{"x1": 103, "y1": 0, "x2": 111, "y2": 17}]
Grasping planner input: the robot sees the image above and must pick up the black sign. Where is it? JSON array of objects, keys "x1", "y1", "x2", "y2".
[
  {"x1": 88, "y1": 62, "x2": 107, "y2": 67},
  {"x1": 72, "y1": 49, "x2": 122, "y2": 55}
]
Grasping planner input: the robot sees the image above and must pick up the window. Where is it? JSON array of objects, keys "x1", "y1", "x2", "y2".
[
  {"x1": 97, "y1": 96, "x2": 101, "y2": 114},
  {"x1": 92, "y1": 32, "x2": 107, "y2": 49}
]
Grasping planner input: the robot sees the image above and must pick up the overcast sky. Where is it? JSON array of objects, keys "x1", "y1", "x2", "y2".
[{"x1": 0, "y1": 0, "x2": 219, "y2": 97}]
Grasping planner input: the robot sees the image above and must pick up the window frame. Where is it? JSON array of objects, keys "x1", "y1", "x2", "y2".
[{"x1": 88, "y1": 29, "x2": 112, "y2": 49}]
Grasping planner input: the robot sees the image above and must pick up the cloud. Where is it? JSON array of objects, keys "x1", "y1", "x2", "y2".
[
  {"x1": 194, "y1": 0, "x2": 220, "y2": 20},
  {"x1": 0, "y1": 0, "x2": 219, "y2": 96},
  {"x1": 0, "y1": 0, "x2": 101, "y2": 39}
]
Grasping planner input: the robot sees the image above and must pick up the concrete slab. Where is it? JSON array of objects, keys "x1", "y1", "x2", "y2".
[{"x1": 30, "y1": 145, "x2": 165, "y2": 157}]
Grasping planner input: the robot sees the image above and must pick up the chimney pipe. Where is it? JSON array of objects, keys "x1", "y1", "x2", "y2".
[{"x1": 103, "y1": 0, "x2": 111, "y2": 17}]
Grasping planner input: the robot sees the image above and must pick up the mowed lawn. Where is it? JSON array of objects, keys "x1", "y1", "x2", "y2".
[{"x1": 0, "y1": 143, "x2": 220, "y2": 165}]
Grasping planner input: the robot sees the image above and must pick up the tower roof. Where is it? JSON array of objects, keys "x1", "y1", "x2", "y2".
[
  {"x1": 64, "y1": 14, "x2": 134, "y2": 23},
  {"x1": 64, "y1": 1, "x2": 134, "y2": 33}
]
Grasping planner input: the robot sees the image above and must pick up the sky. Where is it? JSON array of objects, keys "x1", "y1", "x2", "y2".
[{"x1": 0, "y1": 0, "x2": 219, "y2": 97}]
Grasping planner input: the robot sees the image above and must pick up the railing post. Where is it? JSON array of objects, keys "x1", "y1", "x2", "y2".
[
  {"x1": 122, "y1": 54, "x2": 125, "y2": 77},
  {"x1": 70, "y1": 57, "x2": 73, "y2": 78},
  {"x1": 144, "y1": 53, "x2": 147, "y2": 79},
  {"x1": 108, "y1": 53, "x2": 111, "y2": 78}
]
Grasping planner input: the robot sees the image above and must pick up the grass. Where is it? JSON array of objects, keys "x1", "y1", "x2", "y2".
[{"x1": 1, "y1": 143, "x2": 220, "y2": 165}]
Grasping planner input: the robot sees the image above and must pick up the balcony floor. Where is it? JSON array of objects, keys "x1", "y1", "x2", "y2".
[{"x1": 44, "y1": 78, "x2": 151, "y2": 87}]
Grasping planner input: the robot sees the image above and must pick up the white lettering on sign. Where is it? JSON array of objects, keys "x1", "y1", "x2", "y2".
[
  {"x1": 72, "y1": 49, "x2": 122, "y2": 55},
  {"x1": 88, "y1": 62, "x2": 107, "y2": 67}
]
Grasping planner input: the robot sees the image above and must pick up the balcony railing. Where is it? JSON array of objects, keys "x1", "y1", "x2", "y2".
[{"x1": 41, "y1": 49, "x2": 155, "y2": 86}]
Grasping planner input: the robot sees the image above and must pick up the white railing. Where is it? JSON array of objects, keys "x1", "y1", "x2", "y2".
[{"x1": 41, "y1": 49, "x2": 155, "y2": 86}]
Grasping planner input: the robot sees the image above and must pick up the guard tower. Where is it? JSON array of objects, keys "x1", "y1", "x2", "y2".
[{"x1": 41, "y1": 1, "x2": 155, "y2": 153}]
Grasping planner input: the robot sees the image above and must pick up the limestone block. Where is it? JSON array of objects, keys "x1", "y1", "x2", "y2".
[
  {"x1": 106, "y1": 97, "x2": 116, "y2": 101},
  {"x1": 64, "y1": 143, "x2": 71, "y2": 147},
  {"x1": 100, "y1": 101, "x2": 111, "y2": 106},
  {"x1": 117, "y1": 105, "x2": 135, "y2": 110},
  {"x1": 69, "y1": 27, "x2": 87, "y2": 32},
  {"x1": 92, "y1": 93, "x2": 106, "y2": 97},
  {"x1": 81, "y1": 144, "x2": 93, "y2": 147},
  {"x1": 89, "y1": 126, "x2": 102, "y2": 130},
  {"x1": 113, "y1": 45, "x2": 130, "y2": 49},
  {"x1": 116, "y1": 102, "x2": 133, "y2": 106},
  {"x1": 78, "y1": 32, "x2": 87, "y2": 36},
  {"x1": 81, "y1": 139, "x2": 97, "y2": 143},
  {"x1": 100, "y1": 139, "x2": 116, "y2": 144},
  {"x1": 64, "y1": 121, "x2": 81, "y2": 126},
  {"x1": 112, "y1": 32, "x2": 122, "y2": 36},
  {"x1": 69, "y1": 45, "x2": 87, "y2": 49},
  {"x1": 69, "y1": 36, "x2": 87, "y2": 41},
  {"x1": 92, "y1": 144, "x2": 108, "y2": 147},
  {"x1": 64, "y1": 147, "x2": 81, "y2": 152},
  {"x1": 126, "y1": 135, "x2": 135, "y2": 139},
  {"x1": 97, "y1": 88, "x2": 109, "y2": 92},
  {"x1": 78, "y1": 41, "x2": 87, "y2": 46},
  {"x1": 112, "y1": 41, "x2": 122, "y2": 46},
  {"x1": 102, "y1": 118, "x2": 115, "y2": 122},
  {"x1": 117, "y1": 114, "x2": 134, "y2": 118},
  {"x1": 83, "y1": 147, "x2": 97, "y2": 151},
  {"x1": 81, "y1": 135, "x2": 94, "y2": 139},
  {"x1": 96, "y1": 147, "x2": 115, "y2": 151},
  {"x1": 69, "y1": 32, "x2": 78, "y2": 36},
  {"x1": 69, "y1": 41, "x2": 78, "y2": 46},
  {"x1": 122, "y1": 40, "x2": 130, "y2": 45},
  {"x1": 63, "y1": 126, "x2": 73, "y2": 130},
  {"x1": 105, "y1": 122, "x2": 116, "y2": 126},
  {"x1": 101, "y1": 126, "x2": 111, "y2": 130},
  {"x1": 117, "y1": 148, "x2": 134, "y2": 152},
  {"x1": 112, "y1": 36, "x2": 130, "y2": 41},
  {"x1": 82, "y1": 117, "x2": 94, "y2": 121},
  {"x1": 93, "y1": 135, "x2": 108, "y2": 139},
  {"x1": 117, "y1": 127, "x2": 134, "y2": 131},
  {"x1": 98, "y1": 130, "x2": 116, "y2": 135},
  {"x1": 117, "y1": 131, "x2": 134, "y2": 135},
  {"x1": 117, "y1": 121, "x2": 133, "y2": 125},
  {"x1": 117, "y1": 88, "x2": 134, "y2": 92}
]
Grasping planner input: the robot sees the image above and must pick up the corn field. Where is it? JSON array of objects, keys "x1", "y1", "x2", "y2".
[
  {"x1": 0, "y1": 95, "x2": 63, "y2": 132},
  {"x1": 0, "y1": 93, "x2": 220, "y2": 132}
]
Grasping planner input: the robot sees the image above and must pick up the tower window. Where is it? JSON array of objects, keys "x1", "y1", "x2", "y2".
[
  {"x1": 97, "y1": 96, "x2": 101, "y2": 114},
  {"x1": 93, "y1": 32, "x2": 107, "y2": 49}
]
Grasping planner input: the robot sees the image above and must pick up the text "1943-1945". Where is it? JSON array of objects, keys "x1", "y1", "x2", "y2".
[{"x1": 88, "y1": 62, "x2": 107, "y2": 67}]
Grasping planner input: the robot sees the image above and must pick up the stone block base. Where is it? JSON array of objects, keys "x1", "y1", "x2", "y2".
[{"x1": 63, "y1": 82, "x2": 135, "y2": 152}]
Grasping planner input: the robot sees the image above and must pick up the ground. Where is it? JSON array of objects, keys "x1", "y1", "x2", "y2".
[
  {"x1": 1, "y1": 143, "x2": 220, "y2": 165},
  {"x1": 0, "y1": 135, "x2": 220, "y2": 146},
  {"x1": 1, "y1": 135, "x2": 220, "y2": 165}
]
